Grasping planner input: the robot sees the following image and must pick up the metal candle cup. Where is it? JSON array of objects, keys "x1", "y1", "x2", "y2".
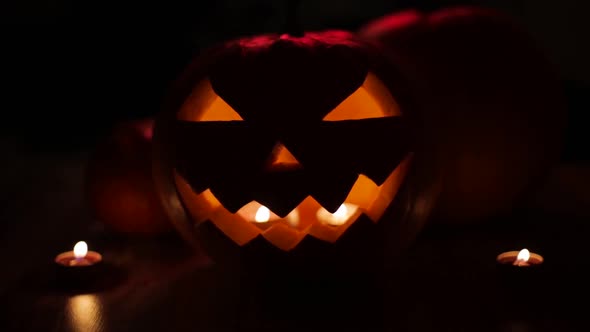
[{"x1": 54, "y1": 241, "x2": 103, "y2": 287}]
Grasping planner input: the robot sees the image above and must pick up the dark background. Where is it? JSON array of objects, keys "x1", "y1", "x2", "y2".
[
  {"x1": 1, "y1": 0, "x2": 589, "y2": 160},
  {"x1": 0, "y1": 2, "x2": 589, "y2": 331}
]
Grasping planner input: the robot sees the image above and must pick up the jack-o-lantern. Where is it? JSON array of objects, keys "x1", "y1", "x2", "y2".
[
  {"x1": 359, "y1": 7, "x2": 566, "y2": 223},
  {"x1": 153, "y1": 31, "x2": 439, "y2": 268}
]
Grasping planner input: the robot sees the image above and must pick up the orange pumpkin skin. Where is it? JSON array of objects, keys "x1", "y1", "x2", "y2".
[
  {"x1": 86, "y1": 119, "x2": 172, "y2": 235},
  {"x1": 359, "y1": 7, "x2": 566, "y2": 223},
  {"x1": 153, "y1": 31, "x2": 440, "y2": 272}
]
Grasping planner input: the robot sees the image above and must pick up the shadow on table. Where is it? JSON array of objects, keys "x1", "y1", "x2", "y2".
[
  {"x1": 233, "y1": 270, "x2": 386, "y2": 332},
  {"x1": 15, "y1": 262, "x2": 128, "y2": 296}
]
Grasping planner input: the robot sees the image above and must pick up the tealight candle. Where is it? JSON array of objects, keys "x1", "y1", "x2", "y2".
[
  {"x1": 496, "y1": 248, "x2": 544, "y2": 267},
  {"x1": 496, "y1": 248, "x2": 545, "y2": 296},
  {"x1": 55, "y1": 241, "x2": 103, "y2": 287},
  {"x1": 496, "y1": 248, "x2": 547, "y2": 319},
  {"x1": 55, "y1": 241, "x2": 103, "y2": 267}
]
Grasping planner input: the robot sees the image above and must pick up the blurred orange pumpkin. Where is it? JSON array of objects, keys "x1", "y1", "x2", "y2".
[
  {"x1": 359, "y1": 7, "x2": 566, "y2": 223},
  {"x1": 85, "y1": 118, "x2": 172, "y2": 235}
]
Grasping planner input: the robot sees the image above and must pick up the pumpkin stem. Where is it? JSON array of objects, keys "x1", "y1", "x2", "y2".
[{"x1": 283, "y1": 0, "x2": 304, "y2": 37}]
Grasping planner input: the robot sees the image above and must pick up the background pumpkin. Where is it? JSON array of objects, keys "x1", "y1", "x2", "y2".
[
  {"x1": 85, "y1": 118, "x2": 172, "y2": 235},
  {"x1": 153, "y1": 30, "x2": 440, "y2": 272},
  {"x1": 359, "y1": 7, "x2": 566, "y2": 224}
]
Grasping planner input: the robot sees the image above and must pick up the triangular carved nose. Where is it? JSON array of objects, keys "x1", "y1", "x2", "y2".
[{"x1": 264, "y1": 142, "x2": 302, "y2": 171}]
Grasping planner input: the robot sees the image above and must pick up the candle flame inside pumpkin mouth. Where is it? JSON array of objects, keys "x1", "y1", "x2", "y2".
[
  {"x1": 254, "y1": 205, "x2": 271, "y2": 223},
  {"x1": 173, "y1": 154, "x2": 411, "y2": 251}
]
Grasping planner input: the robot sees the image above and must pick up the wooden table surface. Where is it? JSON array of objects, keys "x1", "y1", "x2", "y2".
[{"x1": 1, "y1": 136, "x2": 589, "y2": 332}]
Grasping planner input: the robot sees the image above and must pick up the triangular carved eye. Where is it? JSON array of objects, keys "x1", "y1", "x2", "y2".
[
  {"x1": 323, "y1": 72, "x2": 401, "y2": 121},
  {"x1": 177, "y1": 78, "x2": 244, "y2": 122},
  {"x1": 199, "y1": 96, "x2": 243, "y2": 121}
]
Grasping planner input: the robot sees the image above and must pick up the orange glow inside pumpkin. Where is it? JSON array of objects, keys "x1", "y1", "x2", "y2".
[
  {"x1": 174, "y1": 72, "x2": 409, "y2": 251},
  {"x1": 177, "y1": 72, "x2": 401, "y2": 121},
  {"x1": 323, "y1": 72, "x2": 401, "y2": 120},
  {"x1": 265, "y1": 142, "x2": 302, "y2": 171},
  {"x1": 173, "y1": 156, "x2": 411, "y2": 251}
]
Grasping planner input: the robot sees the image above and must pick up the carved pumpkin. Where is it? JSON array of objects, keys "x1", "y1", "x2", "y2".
[
  {"x1": 153, "y1": 31, "x2": 439, "y2": 266},
  {"x1": 359, "y1": 7, "x2": 566, "y2": 223}
]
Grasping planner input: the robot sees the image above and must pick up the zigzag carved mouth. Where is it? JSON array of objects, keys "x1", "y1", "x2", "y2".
[{"x1": 173, "y1": 155, "x2": 412, "y2": 251}]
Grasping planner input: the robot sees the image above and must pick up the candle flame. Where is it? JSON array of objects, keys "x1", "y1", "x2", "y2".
[
  {"x1": 516, "y1": 248, "x2": 530, "y2": 262},
  {"x1": 73, "y1": 241, "x2": 88, "y2": 259},
  {"x1": 254, "y1": 206, "x2": 271, "y2": 223},
  {"x1": 333, "y1": 204, "x2": 348, "y2": 219},
  {"x1": 322, "y1": 204, "x2": 349, "y2": 226}
]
